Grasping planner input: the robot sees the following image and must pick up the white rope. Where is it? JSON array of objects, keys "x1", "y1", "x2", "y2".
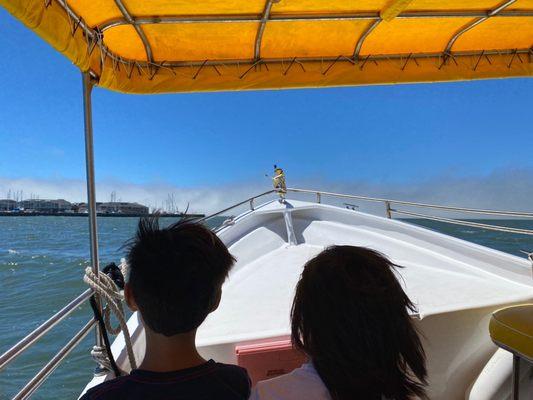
[
  {"x1": 83, "y1": 267, "x2": 137, "y2": 370},
  {"x1": 119, "y1": 258, "x2": 130, "y2": 283}
]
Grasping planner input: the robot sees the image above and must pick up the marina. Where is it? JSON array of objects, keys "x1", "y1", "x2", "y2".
[
  {"x1": 0, "y1": 212, "x2": 203, "y2": 218},
  {"x1": 0, "y1": 199, "x2": 204, "y2": 218}
]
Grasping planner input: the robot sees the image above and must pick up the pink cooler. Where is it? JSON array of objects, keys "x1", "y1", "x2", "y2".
[{"x1": 235, "y1": 337, "x2": 307, "y2": 385}]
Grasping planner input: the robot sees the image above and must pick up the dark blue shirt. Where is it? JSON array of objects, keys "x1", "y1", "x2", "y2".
[{"x1": 80, "y1": 360, "x2": 251, "y2": 400}]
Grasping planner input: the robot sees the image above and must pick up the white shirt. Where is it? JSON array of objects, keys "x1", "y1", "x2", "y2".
[{"x1": 250, "y1": 363, "x2": 332, "y2": 400}]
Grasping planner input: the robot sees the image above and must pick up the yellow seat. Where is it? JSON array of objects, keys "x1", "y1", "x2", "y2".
[
  {"x1": 489, "y1": 304, "x2": 533, "y2": 362},
  {"x1": 490, "y1": 304, "x2": 533, "y2": 399}
]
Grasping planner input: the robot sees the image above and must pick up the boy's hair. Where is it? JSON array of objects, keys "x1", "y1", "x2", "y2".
[
  {"x1": 291, "y1": 246, "x2": 427, "y2": 400},
  {"x1": 125, "y1": 217, "x2": 236, "y2": 336}
]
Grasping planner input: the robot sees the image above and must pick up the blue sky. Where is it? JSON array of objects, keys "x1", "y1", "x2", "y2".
[{"x1": 0, "y1": 7, "x2": 531, "y2": 211}]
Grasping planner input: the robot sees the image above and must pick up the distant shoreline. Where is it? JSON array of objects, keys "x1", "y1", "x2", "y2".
[{"x1": 0, "y1": 212, "x2": 205, "y2": 218}]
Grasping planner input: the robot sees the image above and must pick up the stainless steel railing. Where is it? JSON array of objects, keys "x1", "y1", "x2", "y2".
[
  {"x1": 0, "y1": 289, "x2": 95, "y2": 400},
  {"x1": 286, "y1": 188, "x2": 533, "y2": 218},
  {"x1": 200, "y1": 187, "x2": 533, "y2": 235},
  {"x1": 285, "y1": 187, "x2": 533, "y2": 235},
  {"x1": 390, "y1": 209, "x2": 533, "y2": 235},
  {"x1": 12, "y1": 319, "x2": 97, "y2": 400},
  {"x1": 0, "y1": 289, "x2": 93, "y2": 371},
  {"x1": 197, "y1": 189, "x2": 277, "y2": 224}
]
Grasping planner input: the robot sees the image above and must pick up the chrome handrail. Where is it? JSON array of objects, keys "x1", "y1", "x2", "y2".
[
  {"x1": 286, "y1": 187, "x2": 533, "y2": 235},
  {"x1": 393, "y1": 209, "x2": 533, "y2": 236},
  {"x1": 13, "y1": 319, "x2": 96, "y2": 400},
  {"x1": 199, "y1": 187, "x2": 533, "y2": 236},
  {"x1": 0, "y1": 288, "x2": 93, "y2": 371},
  {"x1": 286, "y1": 188, "x2": 533, "y2": 218},
  {"x1": 197, "y1": 189, "x2": 277, "y2": 224}
]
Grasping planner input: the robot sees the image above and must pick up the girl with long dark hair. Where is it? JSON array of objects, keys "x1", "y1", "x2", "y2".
[{"x1": 251, "y1": 246, "x2": 428, "y2": 400}]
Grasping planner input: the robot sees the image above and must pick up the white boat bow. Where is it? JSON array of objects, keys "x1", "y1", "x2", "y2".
[{"x1": 88, "y1": 197, "x2": 532, "y2": 400}]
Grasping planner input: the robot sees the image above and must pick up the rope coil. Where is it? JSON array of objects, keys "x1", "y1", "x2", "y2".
[{"x1": 84, "y1": 267, "x2": 137, "y2": 370}]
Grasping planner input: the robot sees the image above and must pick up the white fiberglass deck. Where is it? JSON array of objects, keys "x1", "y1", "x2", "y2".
[{"x1": 199, "y1": 199, "x2": 532, "y2": 347}]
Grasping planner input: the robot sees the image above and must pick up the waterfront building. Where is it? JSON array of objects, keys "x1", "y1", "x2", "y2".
[
  {"x1": 18, "y1": 199, "x2": 72, "y2": 213},
  {"x1": 0, "y1": 199, "x2": 17, "y2": 211},
  {"x1": 74, "y1": 202, "x2": 148, "y2": 214}
]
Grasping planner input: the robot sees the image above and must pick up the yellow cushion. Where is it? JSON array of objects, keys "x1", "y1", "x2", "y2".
[{"x1": 489, "y1": 304, "x2": 533, "y2": 362}]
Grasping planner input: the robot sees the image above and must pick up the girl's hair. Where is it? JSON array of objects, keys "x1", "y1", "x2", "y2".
[{"x1": 291, "y1": 246, "x2": 427, "y2": 400}]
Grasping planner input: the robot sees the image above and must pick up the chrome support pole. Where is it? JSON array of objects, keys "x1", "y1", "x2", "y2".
[
  {"x1": 520, "y1": 250, "x2": 533, "y2": 278},
  {"x1": 249, "y1": 198, "x2": 255, "y2": 211},
  {"x1": 385, "y1": 201, "x2": 392, "y2": 219},
  {"x1": 316, "y1": 192, "x2": 321, "y2": 204},
  {"x1": 82, "y1": 72, "x2": 104, "y2": 363},
  {"x1": 512, "y1": 354, "x2": 520, "y2": 400}
]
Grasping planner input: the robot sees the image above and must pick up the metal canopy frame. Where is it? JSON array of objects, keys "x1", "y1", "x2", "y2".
[
  {"x1": 113, "y1": 0, "x2": 153, "y2": 63},
  {"x1": 443, "y1": 0, "x2": 518, "y2": 62},
  {"x1": 46, "y1": 0, "x2": 533, "y2": 81},
  {"x1": 97, "y1": 9, "x2": 533, "y2": 31},
  {"x1": 254, "y1": 0, "x2": 276, "y2": 61}
]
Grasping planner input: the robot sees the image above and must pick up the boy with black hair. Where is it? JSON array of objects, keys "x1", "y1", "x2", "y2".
[{"x1": 81, "y1": 217, "x2": 250, "y2": 400}]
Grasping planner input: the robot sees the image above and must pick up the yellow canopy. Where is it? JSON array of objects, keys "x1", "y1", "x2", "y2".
[{"x1": 1, "y1": 0, "x2": 532, "y2": 94}]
